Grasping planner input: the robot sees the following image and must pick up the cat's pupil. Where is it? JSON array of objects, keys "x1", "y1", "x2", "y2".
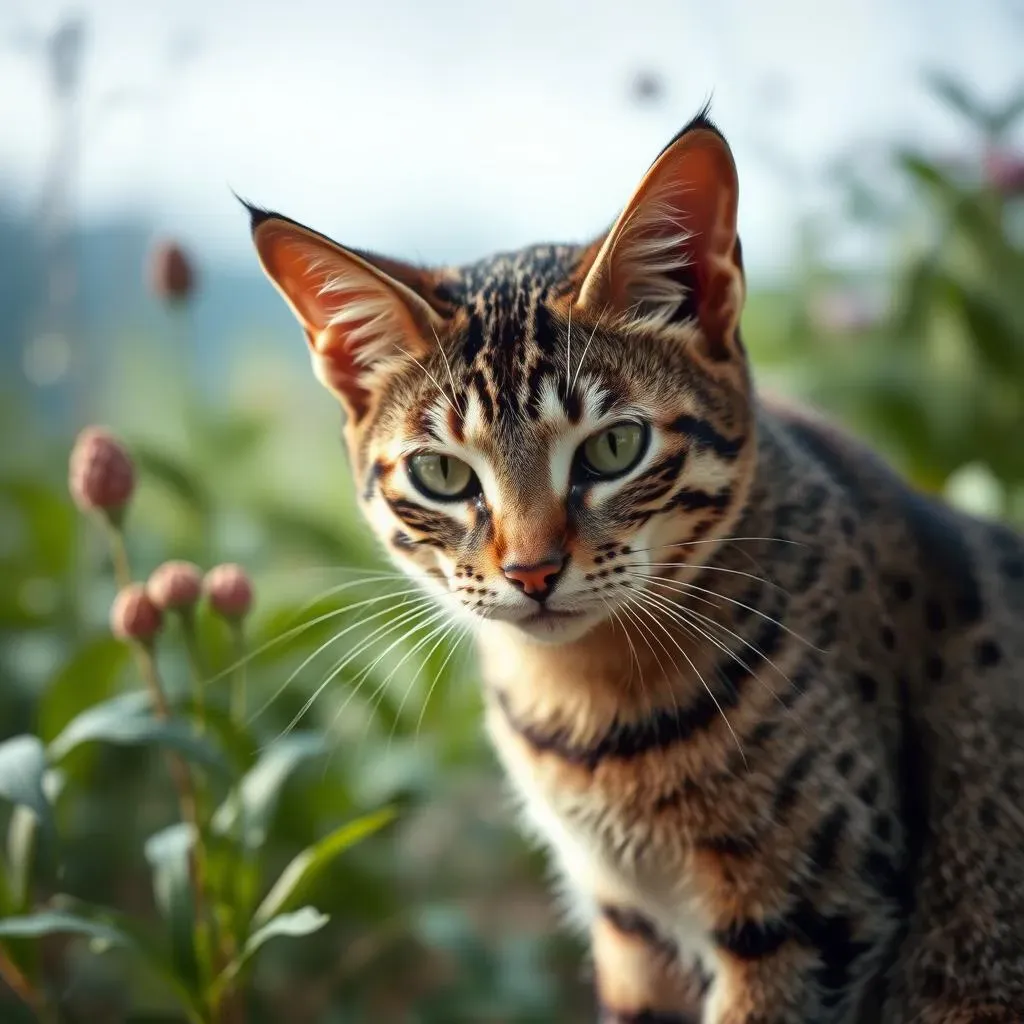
[
  {"x1": 439, "y1": 455, "x2": 450, "y2": 480},
  {"x1": 607, "y1": 431, "x2": 619, "y2": 458}
]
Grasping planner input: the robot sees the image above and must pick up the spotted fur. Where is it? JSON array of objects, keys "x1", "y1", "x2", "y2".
[{"x1": 248, "y1": 109, "x2": 1024, "y2": 1023}]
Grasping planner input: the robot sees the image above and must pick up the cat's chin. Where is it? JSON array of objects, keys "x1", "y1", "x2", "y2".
[{"x1": 489, "y1": 608, "x2": 600, "y2": 646}]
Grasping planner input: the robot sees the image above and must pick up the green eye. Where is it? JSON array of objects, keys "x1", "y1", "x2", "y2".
[
  {"x1": 408, "y1": 453, "x2": 478, "y2": 500},
  {"x1": 580, "y1": 422, "x2": 648, "y2": 478}
]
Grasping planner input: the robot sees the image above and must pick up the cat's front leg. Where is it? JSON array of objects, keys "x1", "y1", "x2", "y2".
[
  {"x1": 592, "y1": 904, "x2": 707, "y2": 1023},
  {"x1": 701, "y1": 950, "x2": 811, "y2": 1024},
  {"x1": 701, "y1": 912, "x2": 880, "y2": 1024}
]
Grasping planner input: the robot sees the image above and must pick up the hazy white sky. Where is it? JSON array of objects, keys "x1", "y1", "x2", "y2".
[{"x1": 2, "y1": 0, "x2": 1022, "y2": 279}]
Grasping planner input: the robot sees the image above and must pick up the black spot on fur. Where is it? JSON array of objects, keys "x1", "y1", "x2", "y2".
[
  {"x1": 924, "y1": 599, "x2": 947, "y2": 632},
  {"x1": 774, "y1": 748, "x2": 816, "y2": 814},
  {"x1": 857, "y1": 775, "x2": 880, "y2": 806},
  {"x1": 600, "y1": 905, "x2": 678, "y2": 960},
  {"x1": 713, "y1": 916, "x2": 789, "y2": 960},
  {"x1": 463, "y1": 313, "x2": 485, "y2": 363},
  {"x1": 854, "y1": 672, "x2": 878, "y2": 703},
  {"x1": 975, "y1": 638, "x2": 1002, "y2": 668},
  {"x1": 790, "y1": 904, "x2": 871, "y2": 998},
  {"x1": 808, "y1": 805, "x2": 848, "y2": 875}
]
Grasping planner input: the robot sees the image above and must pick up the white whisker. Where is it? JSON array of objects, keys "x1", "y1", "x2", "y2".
[
  {"x1": 625, "y1": 571, "x2": 821, "y2": 652},
  {"x1": 248, "y1": 588, "x2": 431, "y2": 724},
  {"x1": 626, "y1": 589, "x2": 747, "y2": 767},
  {"x1": 274, "y1": 599, "x2": 440, "y2": 740},
  {"x1": 415, "y1": 622, "x2": 472, "y2": 741},
  {"x1": 571, "y1": 317, "x2": 602, "y2": 391},
  {"x1": 403, "y1": 347, "x2": 461, "y2": 419},
  {"x1": 625, "y1": 561, "x2": 788, "y2": 594}
]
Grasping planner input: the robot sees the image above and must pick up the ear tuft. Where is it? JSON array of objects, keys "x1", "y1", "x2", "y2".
[
  {"x1": 232, "y1": 191, "x2": 279, "y2": 233},
  {"x1": 576, "y1": 107, "x2": 746, "y2": 361}
]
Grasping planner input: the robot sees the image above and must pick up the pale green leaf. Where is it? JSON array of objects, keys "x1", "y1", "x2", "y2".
[{"x1": 252, "y1": 808, "x2": 395, "y2": 927}]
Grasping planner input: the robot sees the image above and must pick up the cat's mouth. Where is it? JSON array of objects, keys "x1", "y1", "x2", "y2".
[
  {"x1": 510, "y1": 605, "x2": 595, "y2": 643},
  {"x1": 519, "y1": 607, "x2": 582, "y2": 626}
]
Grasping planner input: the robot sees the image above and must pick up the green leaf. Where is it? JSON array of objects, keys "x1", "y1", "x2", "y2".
[
  {"x1": 243, "y1": 905, "x2": 329, "y2": 956},
  {"x1": 252, "y1": 808, "x2": 395, "y2": 927},
  {"x1": 38, "y1": 636, "x2": 131, "y2": 744},
  {"x1": 0, "y1": 479, "x2": 76, "y2": 576},
  {"x1": 0, "y1": 905, "x2": 205, "y2": 1024},
  {"x1": 925, "y1": 70, "x2": 989, "y2": 129},
  {"x1": 943, "y1": 278, "x2": 1024, "y2": 375},
  {"x1": 211, "y1": 732, "x2": 326, "y2": 849},
  {"x1": 144, "y1": 824, "x2": 201, "y2": 992},
  {"x1": 991, "y1": 91, "x2": 1024, "y2": 138},
  {"x1": 0, "y1": 909, "x2": 127, "y2": 946},
  {"x1": 133, "y1": 444, "x2": 210, "y2": 514},
  {"x1": 48, "y1": 692, "x2": 227, "y2": 773},
  {"x1": 213, "y1": 907, "x2": 328, "y2": 997},
  {"x1": 0, "y1": 736, "x2": 55, "y2": 842},
  {"x1": 6, "y1": 770, "x2": 63, "y2": 909},
  {"x1": 249, "y1": 501, "x2": 374, "y2": 565}
]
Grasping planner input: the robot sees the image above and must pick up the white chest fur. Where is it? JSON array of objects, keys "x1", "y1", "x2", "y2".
[{"x1": 485, "y1": 701, "x2": 717, "y2": 972}]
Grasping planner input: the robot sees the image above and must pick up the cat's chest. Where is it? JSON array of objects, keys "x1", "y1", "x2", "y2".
[{"x1": 484, "y1": 699, "x2": 714, "y2": 955}]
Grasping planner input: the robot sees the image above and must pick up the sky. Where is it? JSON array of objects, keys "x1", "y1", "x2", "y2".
[{"x1": 2, "y1": 0, "x2": 1023, "y2": 281}]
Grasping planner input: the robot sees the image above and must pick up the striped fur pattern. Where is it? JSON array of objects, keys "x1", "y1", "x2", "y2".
[{"x1": 248, "y1": 110, "x2": 1024, "y2": 1023}]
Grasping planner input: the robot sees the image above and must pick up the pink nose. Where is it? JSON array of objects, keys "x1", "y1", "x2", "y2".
[{"x1": 502, "y1": 559, "x2": 566, "y2": 601}]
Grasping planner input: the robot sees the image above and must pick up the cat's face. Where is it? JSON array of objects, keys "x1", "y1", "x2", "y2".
[{"x1": 249, "y1": 111, "x2": 755, "y2": 645}]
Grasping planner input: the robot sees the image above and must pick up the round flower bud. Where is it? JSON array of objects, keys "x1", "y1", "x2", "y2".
[
  {"x1": 111, "y1": 583, "x2": 163, "y2": 643},
  {"x1": 147, "y1": 560, "x2": 203, "y2": 611},
  {"x1": 204, "y1": 564, "x2": 253, "y2": 620},
  {"x1": 148, "y1": 240, "x2": 196, "y2": 303},
  {"x1": 69, "y1": 426, "x2": 135, "y2": 515}
]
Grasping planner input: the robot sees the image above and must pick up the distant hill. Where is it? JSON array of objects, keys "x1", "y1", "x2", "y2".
[{"x1": 0, "y1": 200, "x2": 301, "y2": 430}]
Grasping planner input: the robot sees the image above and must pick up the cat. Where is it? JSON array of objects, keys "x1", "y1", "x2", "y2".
[{"x1": 246, "y1": 107, "x2": 1024, "y2": 1023}]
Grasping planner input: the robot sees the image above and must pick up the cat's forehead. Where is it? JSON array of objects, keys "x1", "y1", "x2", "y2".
[{"x1": 442, "y1": 244, "x2": 584, "y2": 359}]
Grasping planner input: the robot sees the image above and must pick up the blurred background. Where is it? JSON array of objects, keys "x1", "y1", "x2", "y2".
[{"x1": 2, "y1": 1, "x2": 1024, "y2": 1021}]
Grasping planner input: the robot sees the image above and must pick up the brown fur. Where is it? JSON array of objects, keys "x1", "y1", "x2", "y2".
[{"x1": 248, "y1": 109, "x2": 1024, "y2": 1023}]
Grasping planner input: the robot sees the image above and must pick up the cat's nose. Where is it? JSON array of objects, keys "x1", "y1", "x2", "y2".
[{"x1": 502, "y1": 556, "x2": 567, "y2": 603}]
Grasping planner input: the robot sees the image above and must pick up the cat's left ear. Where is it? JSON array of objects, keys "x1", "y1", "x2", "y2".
[
  {"x1": 247, "y1": 208, "x2": 447, "y2": 421},
  {"x1": 575, "y1": 110, "x2": 745, "y2": 362}
]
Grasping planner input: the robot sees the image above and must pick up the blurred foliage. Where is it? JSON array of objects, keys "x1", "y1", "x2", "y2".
[{"x1": 1, "y1": 72, "x2": 1023, "y2": 1022}]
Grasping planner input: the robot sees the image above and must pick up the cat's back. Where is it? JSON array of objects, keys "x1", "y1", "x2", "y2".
[
  {"x1": 761, "y1": 392, "x2": 1024, "y2": 708},
  {"x1": 761, "y1": 394, "x2": 1024, "y2": 1015}
]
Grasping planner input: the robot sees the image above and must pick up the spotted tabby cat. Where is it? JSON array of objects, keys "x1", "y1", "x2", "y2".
[{"x1": 246, "y1": 109, "x2": 1024, "y2": 1023}]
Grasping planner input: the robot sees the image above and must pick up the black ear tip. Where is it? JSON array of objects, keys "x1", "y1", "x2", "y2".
[
  {"x1": 230, "y1": 189, "x2": 278, "y2": 234},
  {"x1": 687, "y1": 97, "x2": 723, "y2": 137},
  {"x1": 655, "y1": 98, "x2": 729, "y2": 162}
]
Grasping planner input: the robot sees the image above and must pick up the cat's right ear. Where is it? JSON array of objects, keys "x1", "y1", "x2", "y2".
[{"x1": 246, "y1": 206, "x2": 445, "y2": 421}]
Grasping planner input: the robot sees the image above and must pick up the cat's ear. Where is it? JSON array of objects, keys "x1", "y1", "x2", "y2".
[
  {"x1": 575, "y1": 109, "x2": 745, "y2": 361},
  {"x1": 247, "y1": 207, "x2": 446, "y2": 420}
]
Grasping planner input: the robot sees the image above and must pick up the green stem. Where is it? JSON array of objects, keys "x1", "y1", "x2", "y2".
[
  {"x1": 0, "y1": 943, "x2": 54, "y2": 1023},
  {"x1": 179, "y1": 609, "x2": 207, "y2": 733},
  {"x1": 229, "y1": 623, "x2": 246, "y2": 726},
  {"x1": 136, "y1": 643, "x2": 217, "y2": 1014},
  {"x1": 98, "y1": 516, "x2": 226, "y2": 1019},
  {"x1": 104, "y1": 517, "x2": 132, "y2": 591}
]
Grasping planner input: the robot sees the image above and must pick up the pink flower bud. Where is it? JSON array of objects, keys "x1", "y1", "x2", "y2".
[
  {"x1": 204, "y1": 564, "x2": 253, "y2": 620},
  {"x1": 69, "y1": 427, "x2": 135, "y2": 515},
  {"x1": 147, "y1": 560, "x2": 203, "y2": 611},
  {"x1": 983, "y1": 147, "x2": 1024, "y2": 199},
  {"x1": 148, "y1": 240, "x2": 197, "y2": 304},
  {"x1": 111, "y1": 584, "x2": 163, "y2": 643}
]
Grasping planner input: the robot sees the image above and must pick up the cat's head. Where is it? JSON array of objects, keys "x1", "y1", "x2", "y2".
[{"x1": 248, "y1": 110, "x2": 756, "y2": 645}]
